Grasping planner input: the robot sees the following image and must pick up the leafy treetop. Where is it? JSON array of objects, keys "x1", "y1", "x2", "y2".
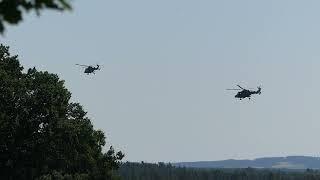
[
  {"x1": 0, "y1": 44, "x2": 124, "y2": 180},
  {"x1": 0, "y1": 0, "x2": 72, "y2": 33}
]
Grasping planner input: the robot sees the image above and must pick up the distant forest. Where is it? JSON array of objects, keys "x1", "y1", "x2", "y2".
[{"x1": 119, "y1": 162, "x2": 320, "y2": 180}]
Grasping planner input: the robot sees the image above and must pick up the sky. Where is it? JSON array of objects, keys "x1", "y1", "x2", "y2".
[{"x1": 2, "y1": 0, "x2": 320, "y2": 163}]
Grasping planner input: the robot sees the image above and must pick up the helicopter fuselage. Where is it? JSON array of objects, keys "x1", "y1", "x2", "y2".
[
  {"x1": 84, "y1": 66, "x2": 99, "y2": 74},
  {"x1": 235, "y1": 88, "x2": 261, "y2": 100},
  {"x1": 235, "y1": 90, "x2": 251, "y2": 99}
]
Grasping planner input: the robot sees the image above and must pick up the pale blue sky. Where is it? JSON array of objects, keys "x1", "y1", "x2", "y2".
[{"x1": 2, "y1": 0, "x2": 320, "y2": 162}]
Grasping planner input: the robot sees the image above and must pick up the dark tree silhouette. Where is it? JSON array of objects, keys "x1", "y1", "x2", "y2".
[
  {"x1": 0, "y1": 44, "x2": 124, "y2": 180},
  {"x1": 0, "y1": 0, "x2": 71, "y2": 33}
]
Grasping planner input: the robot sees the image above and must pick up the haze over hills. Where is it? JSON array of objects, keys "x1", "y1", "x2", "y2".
[{"x1": 173, "y1": 156, "x2": 320, "y2": 169}]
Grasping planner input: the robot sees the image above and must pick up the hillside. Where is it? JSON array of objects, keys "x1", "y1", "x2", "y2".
[{"x1": 173, "y1": 156, "x2": 320, "y2": 169}]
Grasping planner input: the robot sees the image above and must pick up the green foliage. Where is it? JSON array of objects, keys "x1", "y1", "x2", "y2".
[
  {"x1": 119, "y1": 162, "x2": 320, "y2": 180},
  {"x1": 0, "y1": 0, "x2": 72, "y2": 33},
  {"x1": 0, "y1": 44, "x2": 124, "y2": 180},
  {"x1": 37, "y1": 171, "x2": 90, "y2": 180}
]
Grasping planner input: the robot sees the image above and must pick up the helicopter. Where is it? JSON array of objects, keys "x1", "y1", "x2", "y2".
[
  {"x1": 76, "y1": 64, "x2": 101, "y2": 74},
  {"x1": 227, "y1": 85, "x2": 261, "y2": 100}
]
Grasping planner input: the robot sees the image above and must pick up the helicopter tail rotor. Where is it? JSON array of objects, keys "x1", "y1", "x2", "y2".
[
  {"x1": 257, "y1": 86, "x2": 262, "y2": 94},
  {"x1": 95, "y1": 62, "x2": 104, "y2": 70}
]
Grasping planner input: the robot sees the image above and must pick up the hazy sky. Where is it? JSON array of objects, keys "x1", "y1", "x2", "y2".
[{"x1": 2, "y1": 0, "x2": 320, "y2": 162}]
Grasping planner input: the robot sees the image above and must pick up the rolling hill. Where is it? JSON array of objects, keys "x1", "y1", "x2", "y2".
[{"x1": 173, "y1": 156, "x2": 320, "y2": 169}]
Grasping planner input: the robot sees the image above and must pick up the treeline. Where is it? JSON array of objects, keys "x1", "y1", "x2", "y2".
[{"x1": 118, "y1": 162, "x2": 320, "y2": 180}]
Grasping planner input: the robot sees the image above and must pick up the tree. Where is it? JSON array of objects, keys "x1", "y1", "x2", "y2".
[
  {"x1": 0, "y1": 0, "x2": 72, "y2": 33},
  {"x1": 0, "y1": 44, "x2": 124, "y2": 180}
]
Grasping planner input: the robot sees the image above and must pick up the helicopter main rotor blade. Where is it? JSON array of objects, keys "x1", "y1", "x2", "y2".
[
  {"x1": 226, "y1": 89, "x2": 241, "y2": 90},
  {"x1": 75, "y1": 64, "x2": 89, "y2": 67},
  {"x1": 237, "y1": 85, "x2": 244, "y2": 89}
]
